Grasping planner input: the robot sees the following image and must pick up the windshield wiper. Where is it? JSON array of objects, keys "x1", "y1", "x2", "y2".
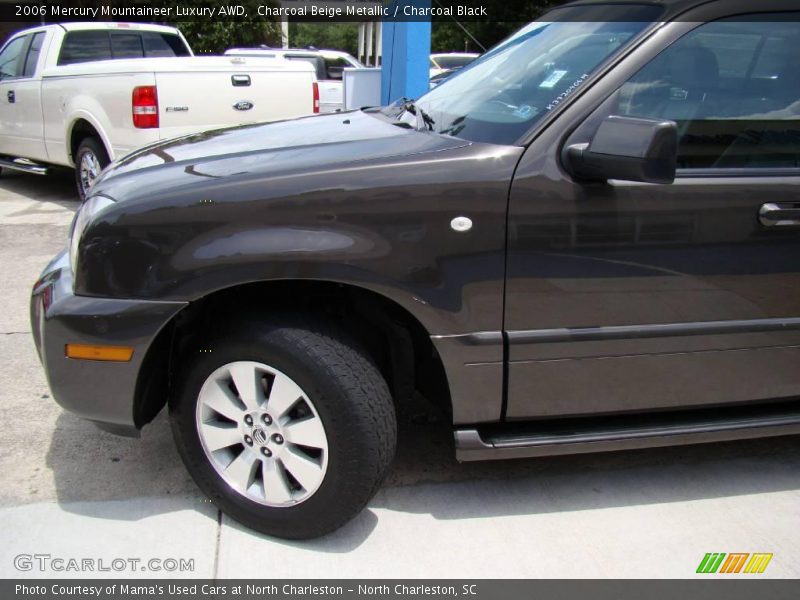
[{"x1": 394, "y1": 97, "x2": 436, "y2": 131}]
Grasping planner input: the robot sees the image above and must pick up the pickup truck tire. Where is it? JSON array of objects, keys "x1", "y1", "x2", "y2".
[
  {"x1": 75, "y1": 137, "x2": 109, "y2": 201},
  {"x1": 169, "y1": 316, "x2": 397, "y2": 539}
]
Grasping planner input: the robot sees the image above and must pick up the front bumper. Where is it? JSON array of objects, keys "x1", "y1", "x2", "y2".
[{"x1": 31, "y1": 251, "x2": 186, "y2": 435}]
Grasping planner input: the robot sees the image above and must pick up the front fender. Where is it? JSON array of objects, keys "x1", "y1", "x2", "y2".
[{"x1": 75, "y1": 142, "x2": 523, "y2": 337}]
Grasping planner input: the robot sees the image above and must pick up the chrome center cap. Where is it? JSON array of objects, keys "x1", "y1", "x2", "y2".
[{"x1": 252, "y1": 426, "x2": 268, "y2": 446}]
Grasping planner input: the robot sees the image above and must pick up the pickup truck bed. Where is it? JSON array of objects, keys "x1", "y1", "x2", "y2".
[{"x1": 0, "y1": 23, "x2": 318, "y2": 198}]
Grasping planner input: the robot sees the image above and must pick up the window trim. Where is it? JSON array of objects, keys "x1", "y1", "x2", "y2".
[{"x1": 677, "y1": 167, "x2": 800, "y2": 179}]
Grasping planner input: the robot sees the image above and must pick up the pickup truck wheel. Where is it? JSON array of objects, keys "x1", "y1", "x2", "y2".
[
  {"x1": 75, "y1": 137, "x2": 109, "y2": 201},
  {"x1": 169, "y1": 318, "x2": 397, "y2": 539}
]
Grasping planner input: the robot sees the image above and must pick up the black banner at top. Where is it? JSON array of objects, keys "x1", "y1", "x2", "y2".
[
  {"x1": 2, "y1": 0, "x2": 799, "y2": 24},
  {"x1": 4, "y1": 1, "x2": 550, "y2": 24}
]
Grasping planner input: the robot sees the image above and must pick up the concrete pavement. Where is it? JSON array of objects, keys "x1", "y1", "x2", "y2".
[{"x1": 1, "y1": 170, "x2": 798, "y2": 579}]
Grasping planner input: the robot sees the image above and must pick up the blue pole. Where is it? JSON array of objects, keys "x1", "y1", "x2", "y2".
[{"x1": 381, "y1": 1, "x2": 432, "y2": 105}]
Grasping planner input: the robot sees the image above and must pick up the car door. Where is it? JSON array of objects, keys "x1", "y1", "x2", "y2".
[
  {"x1": 505, "y1": 8, "x2": 800, "y2": 420},
  {"x1": 0, "y1": 34, "x2": 29, "y2": 157},
  {"x1": 13, "y1": 31, "x2": 47, "y2": 161}
]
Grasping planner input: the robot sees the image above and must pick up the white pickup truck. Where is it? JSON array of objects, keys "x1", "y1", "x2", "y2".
[{"x1": 0, "y1": 23, "x2": 319, "y2": 199}]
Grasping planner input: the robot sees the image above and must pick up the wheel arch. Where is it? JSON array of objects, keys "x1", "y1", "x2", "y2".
[
  {"x1": 133, "y1": 279, "x2": 452, "y2": 429},
  {"x1": 67, "y1": 116, "x2": 112, "y2": 166}
]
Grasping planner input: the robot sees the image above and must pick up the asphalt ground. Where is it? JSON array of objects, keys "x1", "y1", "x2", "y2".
[{"x1": 1, "y1": 169, "x2": 798, "y2": 578}]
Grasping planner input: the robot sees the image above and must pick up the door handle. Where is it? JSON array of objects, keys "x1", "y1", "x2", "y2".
[
  {"x1": 7, "y1": 90, "x2": 14, "y2": 103},
  {"x1": 759, "y1": 203, "x2": 800, "y2": 227}
]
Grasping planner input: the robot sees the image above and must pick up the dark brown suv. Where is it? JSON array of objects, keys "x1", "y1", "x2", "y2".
[{"x1": 32, "y1": 0, "x2": 800, "y2": 539}]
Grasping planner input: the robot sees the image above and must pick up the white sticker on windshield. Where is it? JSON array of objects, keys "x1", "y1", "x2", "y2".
[{"x1": 539, "y1": 70, "x2": 568, "y2": 89}]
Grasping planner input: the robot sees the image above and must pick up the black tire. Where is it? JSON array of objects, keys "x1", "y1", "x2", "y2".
[
  {"x1": 74, "y1": 137, "x2": 109, "y2": 201},
  {"x1": 169, "y1": 316, "x2": 397, "y2": 540}
]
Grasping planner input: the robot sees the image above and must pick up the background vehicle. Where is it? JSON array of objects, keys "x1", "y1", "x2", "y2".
[
  {"x1": 225, "y1": 47, "x2": 364, "y2": 113},
  {"x1": 429, "y1": 52, "x2": 479, "y2": 78},
  {"x1": 31, "y1": 0, "x2": 800, "y2": 540},
  {"x1": 429, "y1": 66, "x2": 465, "y2": 89},
  {"x1": 0, "y1": 23, "x2": 318, "y2": 199}
]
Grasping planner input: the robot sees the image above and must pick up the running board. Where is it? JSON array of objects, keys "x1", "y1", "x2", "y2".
[
  {"x1": 455, "y1": 403, "x2": 800, "y2": 461},
  {"x1": 0, "y1": 157, "x2": 49, "y2": 175}
]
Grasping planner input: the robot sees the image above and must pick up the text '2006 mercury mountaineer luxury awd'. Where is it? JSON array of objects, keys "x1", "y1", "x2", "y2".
[{"x1": 32, "y1": 0, "x2": 800, "y2": 539}]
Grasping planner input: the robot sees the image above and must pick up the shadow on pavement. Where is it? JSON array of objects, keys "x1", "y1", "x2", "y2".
[
  {"x1": 46, "y1": 412, "x2": 201, "y2": 513},
  {"x1": 45, "y1": 393, "x2": 800, "y2": 549},
  {"x1": 385, "y1": 417, "x2": 800, "y2": 521},
  {"x1": 0, "y1": 169, "x2": 78, "y2": 208}
]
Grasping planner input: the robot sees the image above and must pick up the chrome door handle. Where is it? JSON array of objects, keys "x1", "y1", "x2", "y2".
[
  {"x1": 759, "y1": 203, "x2": 800, "y2": 227},
  {"x1": 7, "y1": 90, "x2": 14, "y2": 103}
]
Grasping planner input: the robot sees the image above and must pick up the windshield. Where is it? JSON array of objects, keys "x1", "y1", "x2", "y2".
[{"x1": 413, "y1": 5, "x2": 663, "y2": 145}]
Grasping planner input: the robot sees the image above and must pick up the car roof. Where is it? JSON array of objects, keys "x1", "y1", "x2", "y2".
[
  {"x1": 431, "y1": 52, "x2": 480, "y2": 57},
  {"x1": 227, "y1": 48, "x2": 319, "y2": 55},
  {"x1": 59, "y1": 22, "x2": 180, "y2": 34},
  {"x1": 557, "y1": 0, "x2": 716, "y2": 18},
  {"x1": 562, "y1": 0, "x2": 708, "y2": 7}
]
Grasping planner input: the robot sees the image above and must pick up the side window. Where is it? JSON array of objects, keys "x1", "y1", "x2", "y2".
[
  {"x1": 110, "y1": 33, "x2": 144, "y2": 59},
  {"x1": 58, "y1": 31, "x2": 112, "y2": 66},
  {"x1": 22, "y1": 32, "x2": 45, "y2": 77},
  {"x1": 0, "y1": 36, "x2": 28, "y2": 80},
  {"x1": 616, "y1": 16, "x2": 800, "y2": 169}
]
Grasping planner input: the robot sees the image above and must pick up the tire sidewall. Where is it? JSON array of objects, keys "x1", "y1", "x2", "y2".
[{"x1": 171, "y1": 324, "x2": 394, "y2": 538}]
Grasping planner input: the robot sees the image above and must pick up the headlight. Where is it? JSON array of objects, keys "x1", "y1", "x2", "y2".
[{"x1": 69, "y1": 195, "x2": 115, "y2": 277}]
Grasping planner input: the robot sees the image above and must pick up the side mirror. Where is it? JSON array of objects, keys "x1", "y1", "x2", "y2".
[{"x1": 565, "y1": 115, "x2": 678, "y2": 184}]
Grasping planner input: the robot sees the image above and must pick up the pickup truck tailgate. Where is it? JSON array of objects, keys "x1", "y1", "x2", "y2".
[{"x1": 155, "y1": 68, "x2": 315, "y2": 136}]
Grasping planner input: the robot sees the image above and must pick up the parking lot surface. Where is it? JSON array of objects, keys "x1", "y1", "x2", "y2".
[{"x1": 1, "y1": 170, "x2": 798, "y2": 578}]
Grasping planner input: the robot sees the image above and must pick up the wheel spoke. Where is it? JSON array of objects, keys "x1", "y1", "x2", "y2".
[
  {"x1": 225, "y1": 450, "x2": 258, "y2": 492},
  {"x1": 280, "y1": 448, "x2": 324, "y2": 492},
  {"x1": 284, "y1": 416, "x2": 326, "y2": 449},
  {"x1": 200, "y1": 423, "x2": 240, "y2": 452},
  {"x1": 229, "y1": 363, "x2": 264, "y2": 411},
  {"x1": 202, "y1": 379, "x2": 245, "y2": 422},
  {"x1": 261, "y1": 460, "x2": 293, "y2": 504},
  {"x1": 267, "y1": 372, "x2": 304, "y2": 418}
]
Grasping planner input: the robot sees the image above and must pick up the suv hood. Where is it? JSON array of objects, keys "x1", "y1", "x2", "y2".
[{"x1": 92, "y1": 110, "x2": 469, "y2": 203}]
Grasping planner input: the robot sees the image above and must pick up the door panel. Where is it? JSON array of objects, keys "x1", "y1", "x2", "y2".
[
  {"x1": 505, "y1": 15, "x2": 800, "y2": 420},
  {"x1": 0, "y1": 34, "x2": 28, "y2": 157},
  {"x1": 0, "y1": 32, "x2": 47, "y2": 161}
]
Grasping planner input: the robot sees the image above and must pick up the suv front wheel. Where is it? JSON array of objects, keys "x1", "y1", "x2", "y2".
[{"x1": 169, "y1": 317, "x2": 397, "y2": 539}]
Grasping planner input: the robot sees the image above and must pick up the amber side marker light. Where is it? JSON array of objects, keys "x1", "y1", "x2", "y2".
[{"x1": 65, "y1": 344, "x2": 134, "y2": 362}]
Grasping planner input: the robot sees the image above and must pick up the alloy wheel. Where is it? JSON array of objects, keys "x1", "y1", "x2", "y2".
[
  {"x1": 79, "y1": 151, "x2": 100, "y2": 197},
  {"x1": 195, "y1": 361, "x2": 328, "y2": 507}
]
